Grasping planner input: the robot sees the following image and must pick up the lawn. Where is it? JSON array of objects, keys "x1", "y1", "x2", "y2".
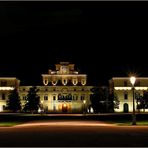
[
  {"x1": 116, "y1": 121, "x2": 148, "y2": 126},
  {"x1": 0, "y1": 113, "x2": 148, "y2": 127},
  {"x1": 0, "y1": 121, "x2": 23, "y2": 127}
]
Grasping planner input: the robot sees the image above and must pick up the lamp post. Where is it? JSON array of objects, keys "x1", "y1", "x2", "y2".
[
  {"x1": 130, "y1": 76, "x2": 136, "y2": 125},
  {"x1": 83, "y1": 100, "x2": 86, "y2": 115}
]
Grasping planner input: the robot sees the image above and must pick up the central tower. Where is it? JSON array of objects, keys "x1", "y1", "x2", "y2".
[{"x1": 42, "y1": 62, "x2": 87, "y2": 86}]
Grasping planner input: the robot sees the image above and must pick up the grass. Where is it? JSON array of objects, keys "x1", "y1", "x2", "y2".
[
  {"x1": 0, "y1": 121, "x2": 24, "y2": 127},
  {"x1": 104, "y1": 120, "x2": 148, "y2": 126},
  {"x1": 0, "y1": 113, "x2": 148, "y2": 127}
]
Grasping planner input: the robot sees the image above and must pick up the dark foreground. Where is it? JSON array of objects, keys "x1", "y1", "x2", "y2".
[
  {"x1": 0, "y1": 113, "x2": 148, "y2": 146},
  {"x1": 0, "y1": 114, "x2": 148, "y2": 147}
]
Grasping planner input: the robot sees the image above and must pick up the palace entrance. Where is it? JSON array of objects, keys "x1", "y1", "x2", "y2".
[{"x1": 62, "y1": 103, "x2": 68, "y2": 113}]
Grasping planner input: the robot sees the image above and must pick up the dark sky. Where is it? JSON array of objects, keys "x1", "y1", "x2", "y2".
[{"x1": 0, "y1": 2, "x2": 148, "y2": 86}]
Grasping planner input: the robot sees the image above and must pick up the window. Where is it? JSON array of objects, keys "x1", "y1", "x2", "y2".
[
  {"x1": 44, "y1": 95, "x2": 48, "y2": 100},
  {"x1": 23, "y1": 88, "x2": 26, "y2": 91},
  {"x1": 23, "y1": 96, "x2": 26, "y2": 100},
  {"x1": 74, "y1": 89, "x2": 76, "y2": 91},
  {"x1": 1, "y1": 81, "x2": 7, "y2": 86},
  {"x1": 53, "y1": 88, "x2": 56, "y2": 91},
  {"x1": 45, "y1": 88, "x2": 48, "y2": 91},
  {"x1": 124, "y1": 81, "x2": 127, "y2": 86},
  {"x1": 73, "y1": 94, "x2": 78, "y2": 101},
  {"x1": 53, "y1": 96, "x2": 56, "y2": 101},
  {"x1": 2, "y1": 93, "x2": 5, "y2": 100},
  {"x1": 82, "y1": 88, "x2": 84, "y2": 91},
  {"x1": 135, "y1": 80, "x2": 140, "y2": 86},
  {"x1": 3, "y1": 105, "x2": 5, "y2": 110},
  {"x1": 81, "y1": 95, "x2": 85, "y2": 101},
  {"x1": 124, "y1": 92, "x2": 128, "y2": 100}
]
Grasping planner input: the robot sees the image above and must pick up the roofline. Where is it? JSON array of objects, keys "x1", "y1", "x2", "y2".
[
  {"x1": 0, "y1": 77, "x2": 19, "y2": 80},
  {"x1": 42, "y1": 74, "x2": 87, "y2": 77}
]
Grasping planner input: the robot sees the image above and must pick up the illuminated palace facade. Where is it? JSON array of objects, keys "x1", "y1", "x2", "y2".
[
  {"x1": 109, "y1": 77, "x2": 148, "y2": 113},
  {"x1": 0, "y1": 62, "x2": 93, "y2": 113}
]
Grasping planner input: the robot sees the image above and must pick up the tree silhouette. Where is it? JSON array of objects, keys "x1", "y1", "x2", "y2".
[
  {"x1": 90, "y1": 87, "x2": 108, "y2": 113},
  {"x1": 6, "y1": 88, "x2": 21, "y2": 112},
  {"x1": 108, "y1": 92, "x2": 120, "y2": 112},
  {"x1": 24, "y1": 86, "x2": 40, "y2": 113}
]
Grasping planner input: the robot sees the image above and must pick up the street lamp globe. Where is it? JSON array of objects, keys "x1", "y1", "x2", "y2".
[
  {"x1": 83, "y1": 100, "x2": 86, "y2": 104},
  {"x1": 130, "y1": 76, "x2": 136, "y2": 86}
]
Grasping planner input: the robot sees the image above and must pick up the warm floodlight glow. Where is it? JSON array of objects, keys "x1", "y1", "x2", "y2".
[
  {"x1": 63, "y1": 104, "x2": 67, "y2": 107},
  {"x1": 130, "y1": 76, "x2": 136, "y2": 86},
  {"x1": 83, "y1": 100, "x2": 86, "y2": 104},
  {"x1": 0, "y1": 87, "x2": 14, "y2": 90},
  {"x1": 114, "y1": 87, "x2": 132, "y2": 90},
  {"x1": 38, "y1": 108, "x2": 41, "y2": 113}
]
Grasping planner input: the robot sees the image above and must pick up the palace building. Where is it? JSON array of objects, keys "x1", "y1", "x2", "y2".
[
  {"x1": 2, "y1": 63, "x2": 148, "y2": 113},
  {"x1": 0, "y1": 62, "x2": 93, "y2": 113},
  {"x1": 0, "y1": 78, "x2": 20, "y2": 112},
  {"x1": 109, "y1": 77, "x2": 148, "y2": 113}
]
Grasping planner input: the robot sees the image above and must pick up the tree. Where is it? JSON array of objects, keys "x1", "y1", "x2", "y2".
[
  {"x1": 90, "y1": 87, "x2": 108, "y2": 113},
  {"x1": 23, "y1": 86, "x2": 40, "y2": 113},
  {"x1": 6, "y1": 88, "x2": 21, "y2": 112},
  {"x1": 136, "y1": 91, "x2": 148, "y2": 112},
  {"x1": 108, "y1": 92, "x2": 120, "y2": 112}
]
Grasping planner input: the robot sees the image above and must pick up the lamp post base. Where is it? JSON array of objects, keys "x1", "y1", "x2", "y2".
[{"x1": 132, "y1": 115, "x2": 136, "y2": 125}]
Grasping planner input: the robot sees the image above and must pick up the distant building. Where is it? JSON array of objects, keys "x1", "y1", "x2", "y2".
[
  {"x1": 0, "y1": 62, "x2": 92, "y2": 113},
  {"x1": 109, "y1": 77, "x2": 148, "y2": 112},
  {"x1": 0, "y1": 78, "x2": 20, "y2": 112}
]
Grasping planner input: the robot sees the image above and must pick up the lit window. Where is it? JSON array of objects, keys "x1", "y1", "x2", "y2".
[
  {"x1": 23, "y1": 96, "x2": 26, "y2": 100},
  {"x1": 124, "y1": 92, "x2": 128, "y2": 100},
  {"x1": 81, "y1": 95, "x2": 85, "y2": 101},
  {"x1": 44, "y1": 95, "x2": 48, "y2": 100},
  {"x1": 73, "y1": 94, "x2": 78, "y2": 101}
]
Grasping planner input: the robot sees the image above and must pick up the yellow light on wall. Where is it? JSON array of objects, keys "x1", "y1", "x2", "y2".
[
  {"x1": 81, "y1": 79, "x2": 86, "y2": 86},
  {"x1": 63, "y1": 104, "x2": 67, "y2": 107},
  {"x1": 114, "y1": 87, "x2": 148, "y2": 91},
  {"x1": 72, "y1": 78, "x2": 78, "y2": 85},
  {"x1": 135, "y1": 87, "x2": 148, "y2": 90},
  {"x1": 43, "y1": 79, "x2": 48, "y2": 86},
  {"x1": 0, "y1": 87, "x2": 14, "y2": 90},
  {"x1": 114, "y1": 87, "x2": 131, "y2": 90}
]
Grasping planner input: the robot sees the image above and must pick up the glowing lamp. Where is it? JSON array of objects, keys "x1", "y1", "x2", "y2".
[
  {"x1": 83, "y1": 100, "x2": 86, "y2": 104},
  {"x1": 130, "y1": 76, "x2": 136, "y2": 86},
  {"x1": 63, "y1": 104, "x2": 67, "y2": 107}
]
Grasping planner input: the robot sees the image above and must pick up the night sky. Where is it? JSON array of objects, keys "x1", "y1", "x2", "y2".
[{"x1": 0, "y1": 2, "x2": 148, "y2": 86}]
